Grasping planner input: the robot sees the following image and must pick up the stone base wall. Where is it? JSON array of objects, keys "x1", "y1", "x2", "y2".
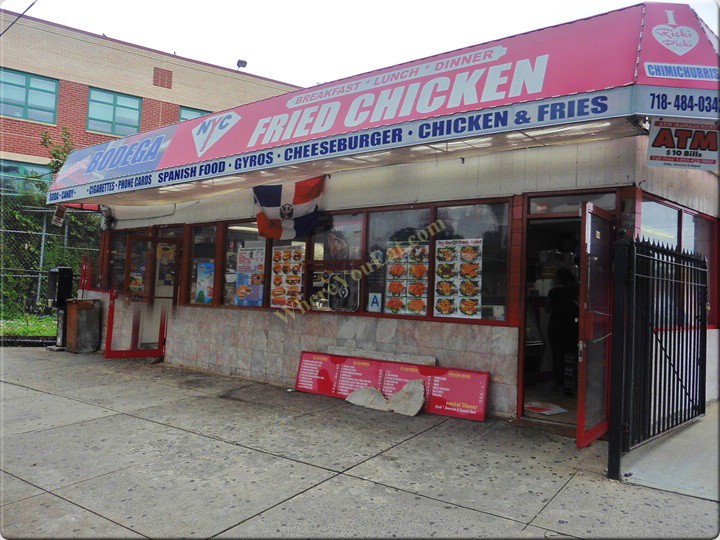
[{"x1": 164, "y1": 307, "x2": 519, "y2": 417}]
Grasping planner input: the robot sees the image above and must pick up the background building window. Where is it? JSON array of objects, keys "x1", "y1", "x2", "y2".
[
  {"x1": 87, "y1": 88, "x2": 141, "y2": 136},
  {"x1": 0, "y1": 160, "x2": 52, "y2": 196},
  {"x1": 179, "y1": 106, "x2": 210, "y2": 122},
  {"x1": 189, "y1": 225, "x2": 217, "y2": 304},
  {"x1": 0, "y1": 68, "x2": 58, "y2": 124}
]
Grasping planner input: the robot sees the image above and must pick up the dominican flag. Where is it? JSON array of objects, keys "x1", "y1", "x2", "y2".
[{"x1": 253, "y1": 176, "x2": 325, "y2": 239}]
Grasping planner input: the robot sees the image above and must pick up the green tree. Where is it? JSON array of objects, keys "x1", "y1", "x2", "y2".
[{"x1": 1, "y1": 127, "x2": 101, "y2": 329}]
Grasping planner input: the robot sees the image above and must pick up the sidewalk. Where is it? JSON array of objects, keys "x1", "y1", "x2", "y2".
[{"x1": 1, "y1": 347, "x2": 718, "y2": 538}]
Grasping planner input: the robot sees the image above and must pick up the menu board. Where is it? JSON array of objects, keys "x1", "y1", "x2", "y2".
[
  {"x1": 433, "y1": 239, "x2": 483, "y2": 319},
  {"x1": 234, "y1": 247, "x2": 265, "y2": 306},
  {"x1": 384, "y1": 242, "x2": 429, "y2": 316},
  {"x1": 296, "y1": 351, "x2": 490, "y2": 421},
  {"x1": 332, "y1": 359, "x2": 381, "y2": 398},
  {"x1": 270, "y1": 245, "x2": 305, "y2": 308}
]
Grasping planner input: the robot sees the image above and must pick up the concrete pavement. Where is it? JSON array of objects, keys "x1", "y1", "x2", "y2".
[{"x1": 1, "y1": 346, "x2": 718, "y2": 538}]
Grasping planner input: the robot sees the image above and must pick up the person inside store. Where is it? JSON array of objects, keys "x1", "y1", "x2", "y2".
[{"x1": 546, "y1": 267, "x2": 579, "y2": 396}]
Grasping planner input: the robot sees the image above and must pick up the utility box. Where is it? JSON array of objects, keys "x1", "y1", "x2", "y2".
[{"x1": 66, "y1": 299, "x2": 101, "y2": 353}]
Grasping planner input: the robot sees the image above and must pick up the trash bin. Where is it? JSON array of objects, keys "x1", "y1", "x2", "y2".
[{"x1": 66, "y1": 299, "x2": 101, "y2": 353}]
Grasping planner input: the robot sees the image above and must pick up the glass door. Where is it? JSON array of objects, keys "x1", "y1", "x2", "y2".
[
  {"x1": 576, "y1": 203, "x2": 614, "y2": 448},
  {"x1": 105, "y1": 236, "x2": 181, "y2": 358}
]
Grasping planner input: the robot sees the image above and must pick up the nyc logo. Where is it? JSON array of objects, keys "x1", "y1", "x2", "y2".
[{"x1": 192, "y1": 112, "x2": 241, "y2": 157}]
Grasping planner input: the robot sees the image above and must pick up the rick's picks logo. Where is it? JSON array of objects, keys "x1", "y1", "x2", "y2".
[
  {"x1": 652, "y1": 10, "x2": 699, "y2": 56},
  {"x1": 192, "y1": 112, "x2": 241, "y2": 157}
]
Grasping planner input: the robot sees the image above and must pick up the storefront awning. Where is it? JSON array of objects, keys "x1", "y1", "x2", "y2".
[{"x1": 49, "y1": 2, "x2": 719, "y2": 206}]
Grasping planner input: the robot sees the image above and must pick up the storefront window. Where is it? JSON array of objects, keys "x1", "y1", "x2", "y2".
[
  {"x1": 682, "y1": 212, "x2": 717, "y2": 325},
  {"x1": 435, "y1": 203, "x2": 509, "y2": 320},
  {"x1": 225, "y1": 223, "x2": 266, "y2": 307},
  {"x1": 269, "y1": 239, "x2": 306, "y2": 309},
  {"x1": 641, "y1": 200, "x2": 679, "y2": 247},
  {"x1": 368, "y1": 208, "x2": 432, "y2": 316},
  {"x1": 307, "y1": 214, "x2": 364, "y2": 312},
  {"x1": 312, "y1": 214, "x2": 364, "y2": 261},
  {"x1": 189, "y1": 225, "x2": 217, "y2": 304},
  {"x1": 108, "y1": 231, "x2": 129, "y2": 291},
  {"x1": 530, "y1": 193, "x2": 616, "y2": 214}
]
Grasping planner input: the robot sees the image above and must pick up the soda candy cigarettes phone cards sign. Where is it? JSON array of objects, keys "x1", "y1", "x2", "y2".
[
  {"x1": 235, "y1": 247, "x2": 265, "y2": 307},
  {"x1": 295, "y1": 351, "x2": 489, "y2": 421},
  {"x1": 270, "y1": 245, "x2": 305, "y2": 308},
  {"x1": 384, "y1": 242, "x2": 429, "y2": 316},
  {"x1": 434, "y1": 239, "x2": 483, "y2": 319}
]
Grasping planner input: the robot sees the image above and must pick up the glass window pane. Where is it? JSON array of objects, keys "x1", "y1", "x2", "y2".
[
  {"x1": 1, "y1": 70, "x2": 26, "y2": 85},
  {"x1": 226, "y1": 222, "x2": 265, "y2": 306},
  {"x1": 115, "y1": 106, "x2": 139, "y2": 125},
  {"x1": 27, "y1": 89, "x2": 55, "y2": 108},
  {"x1": 1, "y1": 84, "x2": 26, "y2": 105},
  {"x1": 641, "y1": 200, "x2": 679, "y2": 247},
  {"x1": 180, "y1": 107, "x2": 209, "y2": 121},
  {"x1": 89, "y1": 102, "x2": 114, "y2": 121},
  {"x1": 683, "y1": 213, "x2": 716, "y2": 325},
  {"x1": 114, "y1": 123, "x2": 139, "y2": 136},
  {"x1": 368, "y1": 208, "x2": 432, "y2": 316},
  {"x1": 435, "y1": 203, "x2": 509, "y2": 320},
  {"x1": 27, "y1": 109, "x2": 54, "y2": 123},
  {"x1": 116, "y1": 95, "x2": 139, "y2": 108},
  {"x1": 0, "y1": 161, "x2": 22, "y2": 178},
  {"x1": 313, "y1": 213, "x2": 363, "y2": 261},
  {"x1": 530, "y1": 193, "x2": 616, "y2": 214},
  {"x1": 29, "y1": 77, "x2": 57, "y2": 92},
  {"x1": 190, "y1": 225, "x2": 217, "y2": 304},
  {"x1": 0, "y1": 103, "x2": 24, "y2": 118},
  {"x1": 87, "y1": 119, "x2": 112, "y2": 133},
  {"x1": 90, "y1": 89, "x2": 113, "y2": 104},
  {"x1": 109, "y1": 231, "x2": 129, "y2": 291}
]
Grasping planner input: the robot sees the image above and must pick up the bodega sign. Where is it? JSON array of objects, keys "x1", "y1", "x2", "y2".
[{"x1": 647, "y1": 117, "x2": 719, "y2": 171}]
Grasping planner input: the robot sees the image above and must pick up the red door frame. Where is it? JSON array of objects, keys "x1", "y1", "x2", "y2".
[
  {"x1": 576, "y1": 203, "x2": 615, "y2": 448},
  {"x1": 104, "y1": 236, "x2": 181, "y2": 359}
]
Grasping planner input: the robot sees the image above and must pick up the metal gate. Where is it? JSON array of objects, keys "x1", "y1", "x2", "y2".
[{"x1": 608, "y1": 234, "x2": 707, "y2": 479}]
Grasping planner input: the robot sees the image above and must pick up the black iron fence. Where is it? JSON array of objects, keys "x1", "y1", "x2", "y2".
[{"x1": 609, "y1": 234, "x2": 707, "y2": 479}]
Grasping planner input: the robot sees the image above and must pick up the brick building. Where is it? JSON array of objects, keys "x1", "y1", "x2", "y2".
[{"x1": 0, "y1": 9, "x2": 298, "y2": 194}]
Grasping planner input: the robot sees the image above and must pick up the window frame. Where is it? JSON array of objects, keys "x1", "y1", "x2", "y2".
[
  {"x1": 87, "y1": 87, "x2": 142, "y2": 136},
  {"x1": 0, "y1": 68, "x2": 58, "y2": 124},
  {"x1": 179, "y1": 106, "x2": 211, "y2": 122},
  {"x1": 0, "y1": 159, "x2": 53, "y2": 195},
  {"x1": 173, "y1": 197, "x2": 514, "y2": 326},
  {"x1": 641, "y1": 193, "x2": 719, "y2": 327}
]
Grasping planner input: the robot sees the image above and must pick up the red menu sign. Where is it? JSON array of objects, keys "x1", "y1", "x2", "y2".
[{"x1": 296, "y1": 351, "x2": 490, "y2": 421}]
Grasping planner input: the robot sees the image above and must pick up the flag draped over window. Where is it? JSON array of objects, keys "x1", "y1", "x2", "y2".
[{"x1": 252, "y1": 176, "x2": 325, "y2": 239}]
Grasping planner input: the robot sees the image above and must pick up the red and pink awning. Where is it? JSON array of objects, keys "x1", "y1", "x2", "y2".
[{"x1": 49, "y1": 2, "x2": 719, "y2": 204}]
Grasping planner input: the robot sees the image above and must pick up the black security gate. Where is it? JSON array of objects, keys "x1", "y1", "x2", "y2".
[{"x1": 608, "y1": 234, "x2": 707, "y2": 479}]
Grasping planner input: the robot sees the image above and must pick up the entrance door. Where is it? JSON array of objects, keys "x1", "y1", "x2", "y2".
[
  {"x1": 105, "y1": 235, "x2": 181, "y2": 358},
  {"x1": 576, "y1": 203, "x2": 614, "y2": 448}
]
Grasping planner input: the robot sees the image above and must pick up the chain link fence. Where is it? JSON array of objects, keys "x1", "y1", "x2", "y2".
[{"x1": 1, "y1": 183, "x2": 101, "y2": 337}]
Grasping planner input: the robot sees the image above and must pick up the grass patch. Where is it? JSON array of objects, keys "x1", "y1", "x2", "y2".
[{"x1": 1, "y1": 315, "x2": 57, "y2": 337}]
